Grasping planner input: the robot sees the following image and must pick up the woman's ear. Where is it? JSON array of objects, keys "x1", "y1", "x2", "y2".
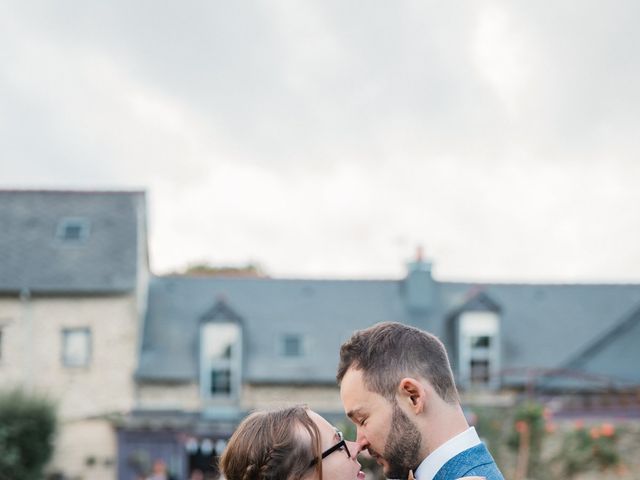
[{"x1": 398, "y1": 378, "x2": 426, "y2": 414}]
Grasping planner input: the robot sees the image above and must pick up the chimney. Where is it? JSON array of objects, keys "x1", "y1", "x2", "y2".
[{"x1": 404, "y1": 246, "x2": 434, "y2": 312}]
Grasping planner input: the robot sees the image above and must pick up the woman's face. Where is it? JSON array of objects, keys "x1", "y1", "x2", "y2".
[{"x1": 306, "y1": 410, "x2": 365, "y2": 480}]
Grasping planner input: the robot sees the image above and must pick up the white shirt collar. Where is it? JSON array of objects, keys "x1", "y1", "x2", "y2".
[{"x1": 413, "y1": 427, "x2": 481, "y2": 480}]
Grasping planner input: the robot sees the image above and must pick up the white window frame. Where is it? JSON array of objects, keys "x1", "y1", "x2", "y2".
[
  {"x1": 458, "y1": 311, "x2": 500, "y2": 389},
  {"x1": 199, "y1": 322, "x2": 242, "y2": 401}
]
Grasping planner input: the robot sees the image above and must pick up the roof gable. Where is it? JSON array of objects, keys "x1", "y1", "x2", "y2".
[
  {"x1": 201, "y1": 298, "x2": 244, "y2": 324},
  {"x1": 561, "y1": 303, "x2": 640, "y2": 384},
  {"x1": 447, "y1": 288, "x2": 501, "y2": 318}
]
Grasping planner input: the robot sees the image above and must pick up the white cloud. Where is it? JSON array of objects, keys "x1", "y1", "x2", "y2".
[
  {"x1": 472, "y1": 4, "x2": 532, "y2": 114},
  {"x1": 2, "y1": 0, "x2": 640, "y2": 281}
]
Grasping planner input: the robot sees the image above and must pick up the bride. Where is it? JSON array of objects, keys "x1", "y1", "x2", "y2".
[{"x1": 220, "y1": 405, "x2": 366, "y2": 480}]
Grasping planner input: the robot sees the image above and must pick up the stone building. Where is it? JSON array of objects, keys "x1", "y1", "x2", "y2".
[
  {"x1": 0, "y1": 190, "x2": 148, "y2": 480},
  {"x1": 128, "y1": 259, "x2": 640, "y2": 478},
  {"x1": 2, "y1": 189, "x2": 640, "y2": 480}
]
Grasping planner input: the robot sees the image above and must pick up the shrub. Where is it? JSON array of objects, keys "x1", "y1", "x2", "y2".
[
  {"x1": 507, "y1": 401, "x2": 549, "y2": 479},
  {"x1": 0, "y1": 389, "x2": 57, "y2": 480},
  {"x1": 554, "y1": 422, "x2": 620, "y2": 478}
]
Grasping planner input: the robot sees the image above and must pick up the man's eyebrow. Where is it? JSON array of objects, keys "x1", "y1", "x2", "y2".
[{"x1": 346, "y1": 408, "x2": 364, "y2": 420}]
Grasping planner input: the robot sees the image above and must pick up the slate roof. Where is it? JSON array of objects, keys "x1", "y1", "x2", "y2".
[
  {"x1": 6, "y1": 189, "x2": 638, "y2": 391},
  {"x1": 458, "y1": 284, "x2": 640, "y2": 386},
  {"x1": 570, "y1": 304, "x2": 640, "y2": 385},
  {"x1": 137, "y1": 274, "x2": 640, "y2": 386},
  {"x1": 137, "y1": 276, "x2": 406, "y2": 383},
  {"x1": 0, "y1": 190, "x2": 146, "y2": 293}
]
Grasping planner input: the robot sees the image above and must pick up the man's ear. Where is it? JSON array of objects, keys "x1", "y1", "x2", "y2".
[{"x1": 398, "y1": 377, "x2": 427, "y2": 414}]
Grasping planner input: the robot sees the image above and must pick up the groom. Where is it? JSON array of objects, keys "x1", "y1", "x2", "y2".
[{"x1": 337, "y1": 322, "x2": 505, "y2": 480}]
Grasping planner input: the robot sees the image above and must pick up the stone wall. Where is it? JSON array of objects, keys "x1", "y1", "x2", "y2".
[
  {"x1": 0, "y1": 293, "x2": 139, "y2": 479},
  {"x1": 137, "y1": 382, "x2": 201, "y2": 411},
  {"x1": 241, "y1": 383, "x2": 344, "y2": 412},
  {"x1": 136, "y1": 382, "x2": 345, "y2": 414}
]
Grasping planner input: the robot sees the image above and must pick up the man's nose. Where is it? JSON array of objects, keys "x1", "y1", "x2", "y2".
[{"x1": 356, "y1": 429, "x2": 370, "y2": 449}]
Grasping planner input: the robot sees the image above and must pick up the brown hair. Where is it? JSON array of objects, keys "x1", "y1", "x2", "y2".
[
  {"x1": 220, "y1": 406, "x2": 323, "y2": 480},
  {"x1": 337, "y1": 322, "x2": 459, "y2": 403}
]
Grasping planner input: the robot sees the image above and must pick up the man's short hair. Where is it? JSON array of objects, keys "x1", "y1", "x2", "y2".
[{"x1": 337, "y1": 322, "x2": 459, "y2": 404}]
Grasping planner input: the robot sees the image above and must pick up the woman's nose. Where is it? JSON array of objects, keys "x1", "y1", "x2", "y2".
[{"x1": 346, "y1": 440, "x2": 362, "y2": 458}]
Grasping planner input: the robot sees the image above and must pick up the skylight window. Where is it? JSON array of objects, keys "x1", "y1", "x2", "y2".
[
  {"x1": 56, "y1": 218, "x2": 90, "y2": 242},
  {"x1": 281, "y1": 334, "x2": 305, "y2": 357}
]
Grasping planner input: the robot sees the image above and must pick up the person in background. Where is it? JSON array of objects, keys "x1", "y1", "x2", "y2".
[
  {"x1": 146, "y1": 459, "x2": 176, "y2": 480},
  {"x1": 189, "y1": 469, "x2": 204, "y2": 480}
]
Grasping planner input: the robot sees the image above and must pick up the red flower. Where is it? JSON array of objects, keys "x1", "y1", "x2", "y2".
[
  {"x1": 515, "y1": 420, "x2": 529, "y2": 433},
  {"x1": 600, "y1": 423, "x2": 615, "y2": 437}
]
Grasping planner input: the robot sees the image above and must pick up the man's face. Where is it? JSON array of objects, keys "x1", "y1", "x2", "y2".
[{"x1": 340, "y1": 368, "x2": 422, "y2": 478}]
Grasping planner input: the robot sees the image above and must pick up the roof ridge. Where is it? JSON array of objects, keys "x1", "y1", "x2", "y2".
[
  {"x1": 154, "y1": 274, "x2": 398, "y2": 282},
  {"x1": 440, "y1": 281, "x2": 640, "y2": 287},
  {"x1": 0, "y1": 188, "x2": 146, "y2": 194}
]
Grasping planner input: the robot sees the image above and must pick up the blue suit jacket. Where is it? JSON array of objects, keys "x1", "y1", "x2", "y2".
[{"x1": 432, "y1": 443, "x2": 504, "y2": 480}]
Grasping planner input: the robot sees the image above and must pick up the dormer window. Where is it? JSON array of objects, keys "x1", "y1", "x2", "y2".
[
  {"x1": 199, "y1": 300, "x2": 244, "y2": 404},
  {"x1": 56, "y1": 218, "x2": 90, "y2": 242},
  {"x1": 200, "y1": 322, "x2": 242, "y2": 400},
  {"x1": 458, "y1": 311, "x2": 500, "y2": 389}
]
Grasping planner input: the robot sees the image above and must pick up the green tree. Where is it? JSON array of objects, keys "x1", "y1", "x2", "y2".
[{"x1": 0, "y1": 389, "x2": 57, "y2": 480}]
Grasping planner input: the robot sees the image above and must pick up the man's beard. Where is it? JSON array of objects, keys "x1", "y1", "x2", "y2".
[{"x1": 372, "y1": 403, "x2": 422, "y2": 479}]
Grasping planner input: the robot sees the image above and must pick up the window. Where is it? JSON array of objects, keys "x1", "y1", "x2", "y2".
[
  {"x1": 62, "y1": 328, "x2": 91, "y2": 367},
  {"x1": 470, "y1": 359, "x2": 490, "y2": 384},
  {"x1": 200, "y1": 323, "x2": 241, "y2": 399},
  {"x1": 281, "y1": 334, "x2": 304, "y2": 357},
  {"x1": 458, "y1": 312, "x2": 500, "y2": 389},
  {"x1": 210, "y1": 370, "x2": 232, "y2": 394},
  {"x1": 63, "y1": 224, "x2": 82, "y2": 240},
  {"x1": 56, "y1": 218, "x2": 90, "y2": 242},
  {"x1": 471, "y1": 335, "x2": 491, "y2": 348}
]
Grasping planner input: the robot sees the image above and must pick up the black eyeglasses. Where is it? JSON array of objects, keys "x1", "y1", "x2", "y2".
[{"x1": 308, "y1": 429, "x2": 352, "y2": 468}]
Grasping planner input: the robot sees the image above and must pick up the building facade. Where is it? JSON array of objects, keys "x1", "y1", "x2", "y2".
[
  {"x1": 0, "y1": 190, "x2": 148, "y2": 480},
  {"x1": 2, "y1": 189, "x2": 640, "y2": 479}
]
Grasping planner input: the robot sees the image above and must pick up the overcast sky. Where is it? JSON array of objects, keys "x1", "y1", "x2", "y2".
[{"x1": 2, "y1": 1, "x2": 639, "y2": 281}]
